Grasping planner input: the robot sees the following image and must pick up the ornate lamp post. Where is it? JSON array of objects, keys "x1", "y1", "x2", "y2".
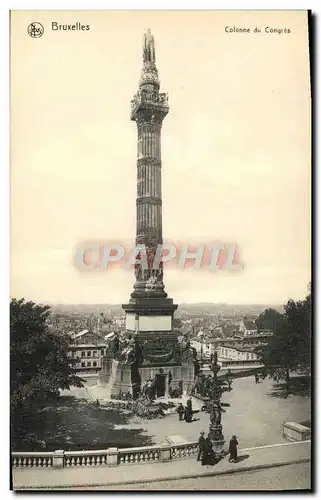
[{"x1": 208, "y1": 351, "x2": 226, "y2": 456}]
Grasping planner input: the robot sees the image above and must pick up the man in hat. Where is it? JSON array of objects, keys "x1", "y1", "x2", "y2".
[
  {"x1": 201, "y1": 435, "x2": 215, "y2": 466},
  {"x1": 197, "y1": 431, "x2": 206, "y2": 461},
  {"x1": 176, "y1": 402, "x2": 185, "y2": 422}
]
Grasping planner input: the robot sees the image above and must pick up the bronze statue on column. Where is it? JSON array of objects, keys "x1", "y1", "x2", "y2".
[{"x1": 143, "y1": 29, "x2": 156, "y2": 63}]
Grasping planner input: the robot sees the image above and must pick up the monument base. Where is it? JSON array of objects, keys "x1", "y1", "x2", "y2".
[
  {"x1": 211, "y1": 439, "x2": 225, "y2": 457},
  {"x1": 122, "y1": 296, "x2": 177, "y2": 317},
  {"x1": 209, "y1": 424, "x2": 225, "y2": 456},
  {"x1": 105, "y1": 360, "x2": 136, "y2": 398},
  {"x1": 100, "y1": 358, "x2": 195, "y2": 399},
  {"x1": 101, "y1": 293, "x2": 196, "y2": 400}
]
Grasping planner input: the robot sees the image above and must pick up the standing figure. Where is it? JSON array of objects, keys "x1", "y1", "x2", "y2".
[
  {"x1": 176, "y1": 402, "x2": 185, "y2": 422},
  {"x1": 201, "y1": 436, "x2": 215, "y2": 466},
  {"x1": 110, "y1": 333, "x2": 120, "y2": 358},
  {"x1": 228, "y1": 435, "x2": 239, "y2": 463},
  {"x1": 143, "y1": 29, "x2": 156, "y2": 63},
  {"x1": 186, "y1": 397, "x2": 193, "y2": 422},
  {"x1": 197, "y1": 431, "x2": 205, "y2": 461}
]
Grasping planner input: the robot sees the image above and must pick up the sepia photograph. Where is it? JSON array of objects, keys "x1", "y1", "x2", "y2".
[{"x1": 10, "y1": 9, "x2": 311, "y2": 491}]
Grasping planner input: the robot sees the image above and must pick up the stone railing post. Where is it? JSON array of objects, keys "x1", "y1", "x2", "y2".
[
  {"x1": 107, "y1": 447, "x2": 119, "y2": 467},
  {"x1": 52, "y1": 450, "x2": 65, "y2": 468},
  {"x1": 159, "y1": 445, "x2": 171, "y2": 462}
]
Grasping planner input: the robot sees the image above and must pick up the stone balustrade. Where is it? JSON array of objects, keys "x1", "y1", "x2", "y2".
[
  {"x1": 171, "y1": 443, "x2": 199, "y2": 460},
  {"x1": 119, "y1": 445, "x2": 161, "y2": 465},
  {"x1": 12, "y1": 440, "x2": 199, "y2": 469},
  {"x1": 64, "y1": 449, "x2": 109, "y2": 467},
  {"x1": 11, "y1": 452, "x2": 53, "y2": 468}
]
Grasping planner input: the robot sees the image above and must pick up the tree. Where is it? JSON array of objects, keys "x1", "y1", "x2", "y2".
[
  {"x1": 255, "y1": 308, "x2": 283, "y2": 332},
  {"x1": 257, "y1": 288, "x2": 311, "y2": 382},
  {"x1": 11, "y1": 298, "x2": 83, "y2": 416}
]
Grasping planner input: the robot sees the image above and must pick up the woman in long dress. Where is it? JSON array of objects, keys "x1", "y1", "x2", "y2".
[{"x1": 228, "y1": 435, "x2": 239, "y2": 463}]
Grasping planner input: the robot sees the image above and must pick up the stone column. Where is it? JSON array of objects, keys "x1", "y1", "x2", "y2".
[{"x1": 130, "y1": 88, "x2": 168, "y2": 299}]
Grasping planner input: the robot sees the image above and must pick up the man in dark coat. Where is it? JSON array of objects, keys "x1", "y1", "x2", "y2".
[
  {"x1": 197, "y1": 431, "x2": 205, "y2": 461},
  {"x1": 228, "y1": 435, "x2": 239, "y2": 463},
  {"x1": 201, "y1": 436, "x2": 215, "y2": 465},
  {"x1": 185, "y1": 397, "x2": 193, "y2": 422},
  {"x1": 176, "y1": 403, "x2": 185, "y2": 422}
]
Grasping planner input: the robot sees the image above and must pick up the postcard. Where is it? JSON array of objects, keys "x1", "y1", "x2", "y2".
[{"x1": 10, "y1": 10, "x2": 311, "y2": 491}]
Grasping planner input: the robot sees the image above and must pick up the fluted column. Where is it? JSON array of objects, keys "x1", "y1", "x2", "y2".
[{"x1": 129, "y1": 40, "x2": 169, "y2": 298}]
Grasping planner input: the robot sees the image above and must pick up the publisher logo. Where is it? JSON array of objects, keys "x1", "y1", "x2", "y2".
[{"x1": 27, "y1": 22, "x2": 44, "y2": 38}]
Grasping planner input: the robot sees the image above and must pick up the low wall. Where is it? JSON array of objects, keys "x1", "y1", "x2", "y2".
[
  {"x1": 190, "y1": 394, "x2": 209, "y2": 411},
  {"x1": 283, "y1": 422, "x2": 311, "y2": 442},
  {"x1": 12, "y1": 441, "x2": 199, "y2": 469}
]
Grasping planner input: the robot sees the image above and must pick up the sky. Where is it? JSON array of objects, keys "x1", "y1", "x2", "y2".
[{"x1": 10, "y1": 10, "x2": 311, "y2": 305}]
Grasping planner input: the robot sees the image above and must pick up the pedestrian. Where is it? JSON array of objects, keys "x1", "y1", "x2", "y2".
[
  {"x1": 197, "y1": 431, "x2": 205, "y2": 461},
  {"x1": 228, "y1": 435, "x2": 239, "y2": 463},
  {"x1": 185, "y1": 406, "x2": 193, "y2": 423},
  {"x1": 186, "y1": 397, "x2": 193, "y2": 422},
  {"x1": 254, "y1": 373, "x2": 259, "y2": 384},
  {"x1": 201, "y1": 435, "x2": 215, "y2": 465},
  {"x1": 176, "y1": 402, "x2": 185, "y2": 422}
]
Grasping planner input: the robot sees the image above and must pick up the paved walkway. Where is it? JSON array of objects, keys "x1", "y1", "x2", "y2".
[
  {"x1": 85, "y1": 377, "x2": 311, "y2": 450},
  {"x1": 13, "y1": 440, "x2": 311, "y2": 490},
  {"x1": 82, "y1": 463, "x2": 311, "y2": 491}
]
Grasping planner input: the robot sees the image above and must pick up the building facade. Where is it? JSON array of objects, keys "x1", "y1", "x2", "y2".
[
  {"x1": 217, "y1": 343, "x2": 259, "y2": 362},
  {"x1": 190, "y1": 337, "x2": 216, "y2": 360},
  {"x1": 69, "y1": 330, "x2": 107, "y2": 373}
]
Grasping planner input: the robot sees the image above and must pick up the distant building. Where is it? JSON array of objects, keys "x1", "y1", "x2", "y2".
[
  {"x1": 113, "y1": 317, "x2": 126, "y2": 328},
  {"x1": 222, "y1": 324, "x2": 239, "y2": 337},
  {"x1": 69, "y1": 330, "x2": 107, "y2": 373},
  {"x1": 210, "y1": 333, "x2": 273, "y2": 348},
  {"x1": 190, "y1": 337, "x2": 216, "y2": 359},
  {"x1": 239, "y1": 320, "x2": 258, "y2": 336},
  {"x1": 217, "y1": 343, "x2": 259, "y2": 362}
]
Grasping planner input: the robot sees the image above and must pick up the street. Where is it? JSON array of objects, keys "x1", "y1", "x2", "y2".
[
  {"x1": 125, "y1": 376, "x2": 311, "y2": 449},
  {"x1": 82, "y1": 462, "x2": 311, "y2": 491}
]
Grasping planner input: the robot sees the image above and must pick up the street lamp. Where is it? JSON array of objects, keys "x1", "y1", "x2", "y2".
[{"x1": 208, "y1": 351, "x2": 225, "y2": 456}]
